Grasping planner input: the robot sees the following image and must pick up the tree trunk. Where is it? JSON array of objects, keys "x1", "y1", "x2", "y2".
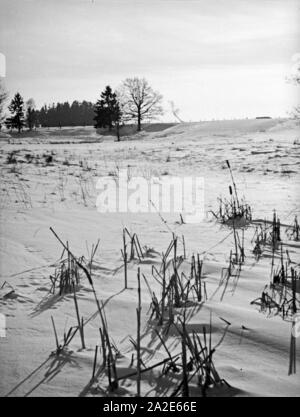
[
  {"x1": 137, "y1": 108, "x2": 141, "y2": 131},
  {"x1": 116, "y1": 123, "x2": 120, "y2": 142}
]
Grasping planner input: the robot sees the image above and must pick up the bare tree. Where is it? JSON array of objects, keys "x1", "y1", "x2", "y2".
[
  {"x1": 119, "y1": 77, "x2": 163, "y2": 131},
  {"x1": 0, "y1": 80, "x2": 8, "y2": 129}
]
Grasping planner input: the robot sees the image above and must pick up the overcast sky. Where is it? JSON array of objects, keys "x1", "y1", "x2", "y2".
[{"x1": 0, "y1": 0, "x2": 299, "y2": 120}]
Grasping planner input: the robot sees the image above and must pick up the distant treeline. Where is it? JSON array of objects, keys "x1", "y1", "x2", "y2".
[
  {"x1": 1, "y1": 78, "x2": 164, "y2": 135},
  {"x1": 37, "y1": 101, "x2": 95, "y2": 127}
]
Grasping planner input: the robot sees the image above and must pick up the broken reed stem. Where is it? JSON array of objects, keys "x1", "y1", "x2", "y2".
[
  {"x1": 89, "y1": 239, "x2": 100, "y2": 277},
  {"x1": 99, "y1": 327, "x2": 107, "y2": 367},
  {"x1": 160, "y1": 255, "x2": 166, "y2": 326},
  {"x1": 130, "y1": 235, "x2": 135, "y2": 260},
  {"x1": 197, "y1": 254, "x2": 202, "y2": 302},
  {"x1": 73, "y1": 285, "x2": 85, "y2": 349},
  {"x1": 226, "y1": 160, "x2": 240, "y2": 209},
  {"x1": 133, "y1": 234, "x2": 144, "y2": 260},
  {"x1": 107, "y1": 354, "x2": 112, "y2": 388},
  {"x1": 116, "y1": 354, "x2": 181, "y2": 383},
  {"x1": 136, "y1": 267, "x2": 142, "y2": 397},
  {"x1": 51, "y1": 315, "x2": 59, "y2": 352},
  {"x1": 292, "y1": 268, "x2": 297, "y2": 315},
  {"x1": 67, "y1": 241, "x2": 70, "y2": 286},
  {"x1": 271, "y1": 245, "x2": 275, "y2": 281},
  {"x1": 173, "y1": 233, "x2": 177, "y2": 265},
  {"x1": 232, "y1": 218, "x2": 238, "y2": 262},
  {"x1": 101, "y1": 300, "x2": 119, "y2": 390},
  {"x1": 92, "y1": 345, "x2": 98, "y2": 380},
  {"x1": 289, "y1": 325, "x2": 296, "y2": 376},
  {"x1": 182, "y1": 235, "x2": 186, "y2": 259},
  {"x1": 181, "y1": 318, "x2": 189, "y2": 397},
  {"x1": 241, "y1": 228, "x2": 245, "y2": 263},
  {"x1": 122, "y1": 229, "x2": 128, "y2": 289}
]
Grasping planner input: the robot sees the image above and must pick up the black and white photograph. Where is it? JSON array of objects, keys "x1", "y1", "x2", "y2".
[{"x1": 0, "y1": 0, "x2": 299, "y2": 399}]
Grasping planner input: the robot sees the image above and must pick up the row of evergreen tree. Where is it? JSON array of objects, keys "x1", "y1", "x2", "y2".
[
  {"x1": 2, "y1": 94, "x2": 95, "y2": 131},
  {"x1": 3, "y1": 96, "x2": 95, "y2": 131},
  {"x1": 38, "y1": 100, "x2": 95, "y2": 127}
]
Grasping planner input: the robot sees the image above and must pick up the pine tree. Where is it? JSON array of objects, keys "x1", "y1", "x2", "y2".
[
  {"x1": 94, "y1": 86, "x2": 122, "y2": 136},
  {"x1": 5, "y1": 92, "x2": 25, "y2": 133}
]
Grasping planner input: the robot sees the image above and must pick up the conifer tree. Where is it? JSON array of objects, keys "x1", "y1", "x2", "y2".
[
  {"x1": 5, "y1": 92, "x2": 25, "y2": 132},
  {"x1": 94, "y1": 86, "x2": 122, "y2": 138}
]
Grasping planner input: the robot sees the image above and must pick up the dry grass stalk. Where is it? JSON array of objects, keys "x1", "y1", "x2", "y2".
[
  {"x1": 73, "y1": 284, "x2": 85, "y2": 349},
  {"x1": 121, "y1": 229, "x2": 128, "y2": 289},
  {"x1": 289, "y1": 322, "x2": 297, "y2": 376},
  {"x1": 92, "y1": 345, "x2": 99, "y2": 381},
  {"x1": 136, "y1": 267, "x2": 142, "y2": 396}
]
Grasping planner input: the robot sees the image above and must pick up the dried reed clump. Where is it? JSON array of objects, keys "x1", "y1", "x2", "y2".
[
  {"x1": 211, "y1": 160, "x2": 252, "y2": 225},
  {"x1": 212, "y1": 195, "x2": 252, "y2": 225},
  {"x1": 49, "y1": 238, "x2": 100, "y2": 295},
  {"x1": 49, "y1": 248, "x2": 85, "y2": 295},
  {"x1": 286, "y1": 215, "x2": 299, "y2": 241},
  {"x1": 142, "y1": 235, "x2": 207, "y2": 329},
  {"x1": 169, "y1": 313, "x2": 230, "y2": 397},
  {"x1": 251, "y1": 246, "x2": 299, "y2": 319},
  {"x1": 252, "y1": 211, "x2": 282, "y2": 258}
]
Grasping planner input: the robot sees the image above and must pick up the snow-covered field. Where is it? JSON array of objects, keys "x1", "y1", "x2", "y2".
[{"x1": 0, "y1": 118, "x2": 299, "y2": 397}]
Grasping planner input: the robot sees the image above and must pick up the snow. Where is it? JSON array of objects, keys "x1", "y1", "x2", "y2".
[{"x1": 0, "y1": 118, "x2": 299, "y2": 397}]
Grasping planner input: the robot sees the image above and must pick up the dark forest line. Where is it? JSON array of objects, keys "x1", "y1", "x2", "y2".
[{"x1": 37, "y1": 101, "x2": 95, "y2": 127}]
